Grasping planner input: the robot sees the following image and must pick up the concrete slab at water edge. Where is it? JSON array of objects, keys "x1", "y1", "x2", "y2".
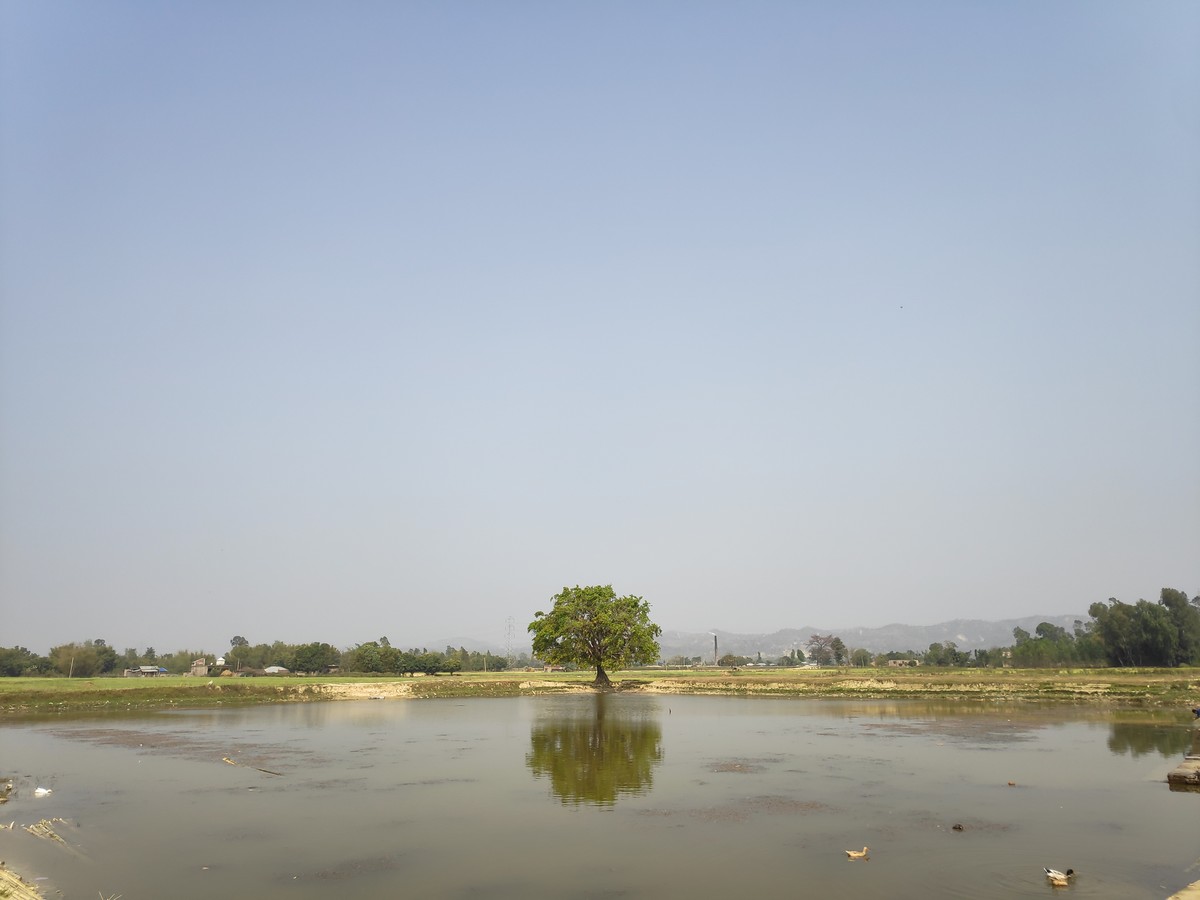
[{"x1": 1167, "y1": 757, "x2": 1200, "y2": 790}]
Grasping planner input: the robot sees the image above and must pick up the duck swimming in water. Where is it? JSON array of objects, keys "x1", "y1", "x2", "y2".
[
  {"x1": 845, "y1": 847, "x2": 869, "y2": 860},
  {"x1": 1044, "y1": 867, "x2": 1074, "y2": 886}
]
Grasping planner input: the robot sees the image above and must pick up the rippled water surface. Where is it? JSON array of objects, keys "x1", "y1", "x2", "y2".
[{"x1": 3, "y1": 695, "x2": 1199, "y2": 898}]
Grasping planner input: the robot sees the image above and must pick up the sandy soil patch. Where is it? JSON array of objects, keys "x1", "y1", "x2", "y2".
[
  {"x1": 306, "y1": 682, "x2": 415, "y2": 700},
  {"x1": 834, "y1": 678, "x2": 899, "y2": 690}
]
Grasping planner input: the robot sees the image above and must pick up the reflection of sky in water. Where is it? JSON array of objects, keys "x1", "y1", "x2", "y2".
[{"x1": 3, "y1": 696, "x2": 1198, "y2": 899}]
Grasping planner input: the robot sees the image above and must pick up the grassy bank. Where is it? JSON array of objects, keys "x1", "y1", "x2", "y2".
[{"x1": 2, "y1": 666, "x2": 1199, "y2": 714}]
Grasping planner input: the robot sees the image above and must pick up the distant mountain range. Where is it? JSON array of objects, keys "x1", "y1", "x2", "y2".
[{"x1": 433, "y1": 613, "x2": 1086, "y2": 661}]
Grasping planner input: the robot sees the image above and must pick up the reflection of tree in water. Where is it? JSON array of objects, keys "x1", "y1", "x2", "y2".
[
  {"x1": 1107, "y1": 722, "x2": 1194, "y2": 758},
  {"x1": 526, "y1": 695, "x2": 663, "y2": 807}
]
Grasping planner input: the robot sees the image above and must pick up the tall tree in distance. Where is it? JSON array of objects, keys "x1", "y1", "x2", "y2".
[
  {"x1": 830, "y1": 636, "x2": 848, "y2": 665},
  {"x1": 229, "y1": 635, "x2": 249, "y2": 668},
  {"x1": 806, "y1": 634, "x2": 835, "y2": 666},
  {"x1": 528, "y1": 585, "x2": 661, "y2": 687}
]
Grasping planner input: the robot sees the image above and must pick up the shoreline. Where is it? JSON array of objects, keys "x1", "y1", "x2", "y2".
[
  {"x1": 0, "y1": 862, "x2": 43, "y2": 900},
  {"x1": 2, "y1": 666, "x2": 1198, "y2": 715}
]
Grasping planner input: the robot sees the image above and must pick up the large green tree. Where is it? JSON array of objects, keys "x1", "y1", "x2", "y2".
[
  {"x1": 49, "y1": 639, "x2": 119, "y2": 677},
  {"x1": 292, "y1": 642, "x2": 340, "y2": 673},
  {"x1": 1087, "y1": 589, "x2": 1200, "y2": 667},
  {"x1": 528, "y1": 585, "x2": 661, "y2": 687}
]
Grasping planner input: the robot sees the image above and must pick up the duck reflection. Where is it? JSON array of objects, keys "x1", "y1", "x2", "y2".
[{"x1": 526, "y1": 694, "x2": 663, "y2": 807}]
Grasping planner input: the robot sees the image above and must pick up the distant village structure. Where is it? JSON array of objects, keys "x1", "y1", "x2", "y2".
[
  {"x1": 184, "y1": 657, "x2": 290, "y2": 677},
  {"x1": 123, "y1": 665, "x2": 169, "y2": 677}
]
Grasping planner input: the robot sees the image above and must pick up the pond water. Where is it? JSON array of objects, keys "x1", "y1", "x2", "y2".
[{"x1": 2, "y1": 695, "x2": 1198, "y2": 899}]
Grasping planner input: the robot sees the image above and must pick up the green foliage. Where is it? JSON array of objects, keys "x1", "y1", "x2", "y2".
[
  {"x1": 1088, "y1": 589, "x2": 1200, "y2": 667},
  {"x1": 528, "y1": 585, "x2": 661, "y2": 686},
  {"x1": 972, "y1": 647, "x2": 997, "y2": 667},
  {"x1": 342, "y1": 642, "x2": 493, "y2": 676},
  {"x1": 993, "y1": 588, "x2": 1198, "y2": 669},
  {"x1": 913, "y1": 641, "x2": 983, "y2": 667},
  {"x1": 0, "y1": 646, "x2": 52, "y2": 676},
  {"x1": 48, "y1": 639, "x2": 120, "y2": 677},
  {"x1": 445, "y1": 646, "x2": 509, "y2": 672},
  {"x1": 830, "y1": 636, "x2": 848, "y2": 665},
  {"x1": 346, "y1": 640, "x2": 397, "y2": 673},
  {"x1": 1004, "y1": 618, "x2": 1108, "y2": 667},
  {"x1": 292, "y1": 642, "x2": 340, "y2": 673}
]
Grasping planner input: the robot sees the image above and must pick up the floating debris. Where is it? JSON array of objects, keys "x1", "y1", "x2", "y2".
[
  {"x1": 221, "y1": 756, "x2": 283, "y2": 777},
  {"x1": 26, "y1": 817, "x2": 67, "y2": 844}
]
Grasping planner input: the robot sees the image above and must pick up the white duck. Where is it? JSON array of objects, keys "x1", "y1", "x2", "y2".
[{"x1": 1044, "y1": 867, "x2": 1074, "y2": 887}]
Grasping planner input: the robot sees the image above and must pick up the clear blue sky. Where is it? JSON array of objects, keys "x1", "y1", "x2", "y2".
[{"x1": 2, "y1": 1, "x2": 1197, "y2": 656}]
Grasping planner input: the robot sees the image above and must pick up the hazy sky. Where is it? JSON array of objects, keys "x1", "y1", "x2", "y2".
[{"x1": 2, "y1": 1, "x2": 1197, "y2": 656}]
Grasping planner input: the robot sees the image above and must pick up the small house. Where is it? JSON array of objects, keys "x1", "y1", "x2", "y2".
[{"x1": 125, "y1": 665, "x2": 168, "y2": 677}]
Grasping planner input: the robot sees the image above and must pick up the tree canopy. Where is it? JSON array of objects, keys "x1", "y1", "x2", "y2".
[
  {"x1": 1087, "y1": 589, "x2": 1200, "y2": 667},
  {"x1": 806, "y1": 634, "x2": 835, "y2": 666},
  {"x1": 528, "y1": 585, "x2": 661, "y2": 686}
]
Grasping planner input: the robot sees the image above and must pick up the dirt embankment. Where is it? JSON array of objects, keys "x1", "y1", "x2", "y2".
[
  {"x1": 0, "y1": 861, "x2": 44, "y2": 899},
  {"x1": 622, "y1": 670, "x2": 1200, "y2": 703},
  {"x1": 300, "y1": 681, "x2": 415, "y2": 700}
]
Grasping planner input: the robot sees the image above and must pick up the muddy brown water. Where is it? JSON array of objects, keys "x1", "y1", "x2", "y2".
[{"x1": 2, "y1": 695, "x2": 1198, "y2": 898}]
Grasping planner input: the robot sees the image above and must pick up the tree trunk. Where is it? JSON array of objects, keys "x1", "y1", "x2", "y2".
[{"x1": 592, "y1": 665, "x2": 611, "y2": 687}]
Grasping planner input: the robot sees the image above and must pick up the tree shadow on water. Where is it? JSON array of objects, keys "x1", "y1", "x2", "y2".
[
  {"x1": 1107, "y1": 722, "x2": 1194, "y2": 758},
  {"x1": 526, "y1": 694, "x2": 663, "y2": 807}
]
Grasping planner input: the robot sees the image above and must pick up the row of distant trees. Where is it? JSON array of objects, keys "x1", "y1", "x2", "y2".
[
  {"x1": 2, "y1": 588, "x2": 1195, "y2": 677},
  {"x1": 0, "y1": 637, "x2": 535, "y2": 678},
  {"x1": 660, "y1": 588, "x2": 1200, "y2": 671},
  {"x1": 342, "y1": 639, "x2": 521, "y2": 674},
  {"x1": 794, "y1": 589, "x2": 1199, "y2": 670}
]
